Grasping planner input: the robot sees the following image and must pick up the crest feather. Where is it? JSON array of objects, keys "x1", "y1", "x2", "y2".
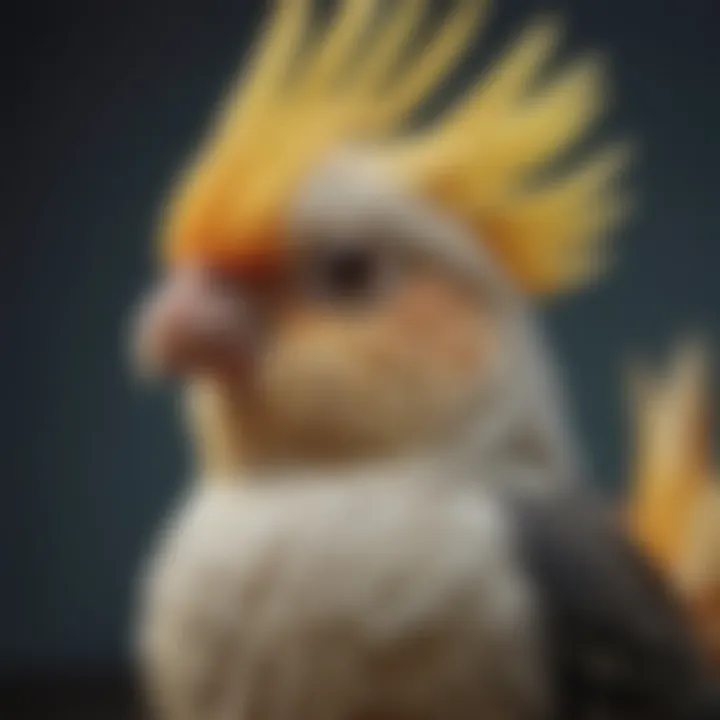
[{"x1": 162, "y1": 0, "x2": 628, "y2": 295}]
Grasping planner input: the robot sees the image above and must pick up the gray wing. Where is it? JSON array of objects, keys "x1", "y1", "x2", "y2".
[{"x1": 505, "y1": 485, "x2": 720, "y2": 720}]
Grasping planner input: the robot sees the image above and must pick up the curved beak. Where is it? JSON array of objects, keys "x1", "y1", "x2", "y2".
[{"x1": 131, "y1": 265, "x2": 253, "y2": 379}]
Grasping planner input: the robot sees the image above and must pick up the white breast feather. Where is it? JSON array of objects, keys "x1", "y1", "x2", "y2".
[{"x1": 137, "y1": 473, "x2": 545, "y2": 720}]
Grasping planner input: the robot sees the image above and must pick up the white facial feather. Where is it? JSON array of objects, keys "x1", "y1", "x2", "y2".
[{"x1": 287, "y1": 154, "x2": 583, "y2": 487}]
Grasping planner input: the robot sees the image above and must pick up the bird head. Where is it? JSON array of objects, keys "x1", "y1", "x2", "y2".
[{"x1": 132, "y1": 0, "x2": 628, "y2": 473}]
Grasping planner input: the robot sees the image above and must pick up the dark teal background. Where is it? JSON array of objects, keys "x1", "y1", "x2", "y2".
[{"x1": 3, "y1": 0, "x2": 719, "y2": 675}]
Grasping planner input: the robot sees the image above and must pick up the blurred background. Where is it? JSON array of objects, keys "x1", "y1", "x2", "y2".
[{"x1": 2, "y1": 0, "x2": 719, "y2": 715}]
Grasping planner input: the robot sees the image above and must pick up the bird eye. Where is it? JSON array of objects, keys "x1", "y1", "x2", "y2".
[{"x1": 303, "y1": 244, "x2": 391, "y2": 305}]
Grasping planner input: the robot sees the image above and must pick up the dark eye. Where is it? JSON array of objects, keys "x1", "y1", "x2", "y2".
[{"x1": 304, "y1": 244, "x2": 390, "y2": 304}]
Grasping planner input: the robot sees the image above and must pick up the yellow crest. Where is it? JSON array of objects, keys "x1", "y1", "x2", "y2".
[{"x1": 161, "y1": 0, "x2": 630, "y2": 294}]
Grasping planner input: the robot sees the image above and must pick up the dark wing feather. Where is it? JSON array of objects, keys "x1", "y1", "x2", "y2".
[{"x1": 506, "y1": 486, "x2": 719, "y2": 720}]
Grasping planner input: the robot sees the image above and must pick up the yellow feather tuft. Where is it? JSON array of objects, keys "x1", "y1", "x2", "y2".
[
  {"x1": 295, "y1": 0, "x2": 377, "y2": 99},
  {"x1": 350, "y1": 0, "x2": 429, "y2": 98},
  {"x1": 626, "y1": 341, "x2": 720, "y2": 667},
  {"x1": 370, "y1": 1, "x2": 490, "y2": 132},
  {"x1": 161, "y1": 0, "x2": 629, "y2": 295},
  {"x1": 627, "y1": 342, "x2": 713, "y2": 572},
  {"x1": 447, "y1": 15, "x2": 565, "y2": 129}
]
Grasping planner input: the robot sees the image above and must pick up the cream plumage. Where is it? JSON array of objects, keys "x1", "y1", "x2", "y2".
[{"x1": 139, "y1": 471, "x2": 544, "y2": 720}]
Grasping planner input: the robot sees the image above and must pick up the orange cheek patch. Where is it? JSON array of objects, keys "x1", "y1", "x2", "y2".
[
  {"x1": 446, "y1": 331, "x2": 486, "y2": 375},
  {"x1": 265, "y1": 271, "x2": 493, "y2": 423},
  {"x1": 362, "y1": 333, "x2": 407, "y2": 373},
  {"x1": 385, "y1": 274, "x2": 494, "y2": 378},
  {"x1": 394, "y1": 275, "x2": 462, "y2": 331}
]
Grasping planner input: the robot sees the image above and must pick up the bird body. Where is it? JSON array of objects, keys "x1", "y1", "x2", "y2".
[
  {"x1": 128, "y1": 2, "x2": 719, "y2": 718},
  {"x1": 138, "y1": 462, "x2": 716, "y2": 720}
]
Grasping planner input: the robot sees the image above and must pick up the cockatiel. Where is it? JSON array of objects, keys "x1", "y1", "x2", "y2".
[
  {"x1": 627, "y1": 343, "x2": 720, "y2": 670},
  {"x1": 131, "y1": 1, "x2": 719, "y2": 719}
]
